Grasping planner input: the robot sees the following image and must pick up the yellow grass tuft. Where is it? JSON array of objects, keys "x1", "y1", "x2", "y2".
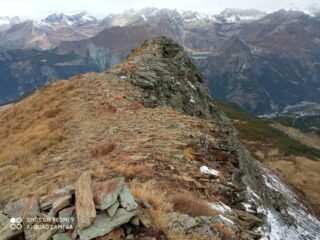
[{"x1": 172, "y1": 190, "x2": 217, "y2": 217}]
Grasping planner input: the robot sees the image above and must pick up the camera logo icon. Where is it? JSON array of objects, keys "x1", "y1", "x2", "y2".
[{"x1": 9, "y1": 217, "x2": 23, "y2": 230}]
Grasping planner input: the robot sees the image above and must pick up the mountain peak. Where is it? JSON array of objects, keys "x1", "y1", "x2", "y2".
[
  {"x1": 43, "y1": 12, "x2": 97, "y2": 26},
  {"x1": 108, "y1": 36, "x2": 218, "y2": 119}
]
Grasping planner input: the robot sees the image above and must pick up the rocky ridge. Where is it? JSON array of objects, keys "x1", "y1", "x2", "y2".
[
  {"x1": 0, "y1": 37, "x2": 319, "y2": 239},
  {"x1": 110, "y1": 37, "x2": 320, "y2": 239}
]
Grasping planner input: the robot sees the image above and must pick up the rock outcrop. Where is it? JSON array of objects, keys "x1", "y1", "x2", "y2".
[
  {"x1": 109, "y1": 37, "x2": 320, "y2": 239},
  {"x1": 0, "y1": 173, "x2": 139, "y2": 240}
]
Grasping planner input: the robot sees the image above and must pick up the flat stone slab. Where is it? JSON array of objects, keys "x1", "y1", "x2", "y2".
[
  {"x1": 119, "y1": 185, "x2": 138, "y2": 211},
  {"x1": 93, "y1": 177, "x2": 124, "y2": 210},
  {"x1": 78, "y1": 208, "x2": 137, "y2": 240},
  {"x1": 75, "y1": 172, "x2": 96, "y2": 229}
]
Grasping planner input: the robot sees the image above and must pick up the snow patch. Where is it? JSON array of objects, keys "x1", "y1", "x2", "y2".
[
  {"x1": 187, "y1": 81, "x2": 196, "y2": 90},
  {"x1": 210, "y1": 201, "x2": 232, "y2": 213},
  {"x1": 219, "y1": 214, "x2": 234, "y2": 225},
  {"x1": 200, "y1": 166, "x2": 219, "y2": 176},
  {"x1": 242, "y1": 203, "x2": 256, "y2": 213}
]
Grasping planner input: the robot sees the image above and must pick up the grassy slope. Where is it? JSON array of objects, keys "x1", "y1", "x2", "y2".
[
  {"x1": 215, "y1": 100, "x2": 320, "y2": 160},
  {"x1": 273, "y1": 116, "x2": 320, "y2": 136}
]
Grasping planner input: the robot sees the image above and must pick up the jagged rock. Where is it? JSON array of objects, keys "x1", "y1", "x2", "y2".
[
  {"x1": 108, "y1": 37, "x2": 218, "y2": 120},
  {"x1": 107, "y1": 201, "x2": 120, "y2": 217},
  {"x1": 59, "y1": 207, "x2": 77, "y2": 229},
  {"x1": 78, "y1": 208, "x2": 137, "y2": 240},
  {"x1": 22, "y1": 195, "x2": 40, "y2": 225},
  {"x1": 3, "y1": 198, "x2": 27, "y2": 218},
  {"x1": 52, "y1": 232, "x2": 72, "y2": 240},
  {"x1": 48, "y1": 195, "x2": 72, "y2": 217},
  {"x1": 75, "y1": 172, "x2": 96, "y2": 229},
  {"x1": 93, "y1": 177, "x2": 124, "y2": 210},
  {"x1": 119, "y1": 185, "x2": 138, "y2": 211},
  {"x1": 0, "y1": 212, "x2": 23, "y2": 240}
]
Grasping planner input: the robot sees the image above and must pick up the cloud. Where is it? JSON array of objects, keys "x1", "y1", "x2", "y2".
[{"x1": 0, "y1": 0, "x2": 317, "y2": 18}]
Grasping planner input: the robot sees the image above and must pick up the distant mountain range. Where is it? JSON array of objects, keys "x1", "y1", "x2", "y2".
[{"x1": 0, "y1": 7, "x2": 320, "y2": 116}]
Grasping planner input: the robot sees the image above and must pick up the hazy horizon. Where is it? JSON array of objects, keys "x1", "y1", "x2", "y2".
[{"x1": 0, "y1": 0, "x2": 319, "y2": 18}]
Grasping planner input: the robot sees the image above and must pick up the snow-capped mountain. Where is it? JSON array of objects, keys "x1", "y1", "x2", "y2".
[
  {"x1": 43, "y1": 11, "x2": 98, "y2": 26},
  {"x1": 216, "y1": 8, "x2": 267, "y2": 23},
  {"x1": 304, "y1": 3, "x2": 320, "y2": 16},
  {"x1": 100, "y1": 7, "x2": 267, "y2": 28},
  {"x1": 0, "y1": 16, "x2": 21, "y2": 31}
]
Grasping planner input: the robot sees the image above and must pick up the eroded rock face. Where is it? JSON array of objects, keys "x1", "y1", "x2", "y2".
[{"x1": 108, "y1": 36, "x2": 220, "y2": 120}]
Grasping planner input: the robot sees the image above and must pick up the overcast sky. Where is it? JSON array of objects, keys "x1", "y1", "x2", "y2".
[{"x1": 0, "y1": 0, "x2": 318, "y2": 18}]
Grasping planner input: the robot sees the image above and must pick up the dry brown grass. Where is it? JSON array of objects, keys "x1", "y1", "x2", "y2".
[
  {"x1": 129, "y1": 180, "x2": 173, "y2": 211},
  {"x1": 0, "y1": 80, "x2": 74, "y2": 188},
  {"x1": 111, "y1": 163, "x2": 153, "y2": 178},
  {"x1": 44, "y1": 108, "x2": 61, "y2": 118},
  {"x1": 211, "y1": 223, "x2": 234, "y2": 238},
  {"x1": 91, "y1": 143, "x2": 117, "y2": 157},
  {"x1": 172, "y1": 190, "x2": 217, "y2": 217},
  {"x1": 183, "y1": 147, "x2": 196, "y2": 161},
  {"x1": 129, "y1": 180, "x2": 172, "y2": 230}
]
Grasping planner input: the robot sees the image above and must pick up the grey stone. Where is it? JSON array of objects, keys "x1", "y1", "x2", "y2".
[
  {"x1": 93, "y1": 177, "x2": 124, "y2": 210},
  {"x1": 48, "y1": 195, "x2": 72, "y2": 217},
  {"x1": 119, "y1": 185, "x2": 138, "y2": 211},
  {"x1": 3, "y1": 198, "x2": 28, "y2": 218},
  {"x1": 0, "y1": 212, "x2": 23, "y2": 240},
  {"x1": 107, "y1": 201, "x2": 119, "y2": 217},
  {"x1": 59, "y1": 207, "x2": 77, "y2": 229},
  {"x1": 52, "y1": 232, "x2": 72, "y2": 240},
  {"x1": 78, "y1": 208, "x2": 137, "y2": 240},
  {"x1": 37, "y1": 229, "x2": 57, "y2": 240},
  {"x1": 40, "y1": 186, "x2": 75, "y2": 211}
]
